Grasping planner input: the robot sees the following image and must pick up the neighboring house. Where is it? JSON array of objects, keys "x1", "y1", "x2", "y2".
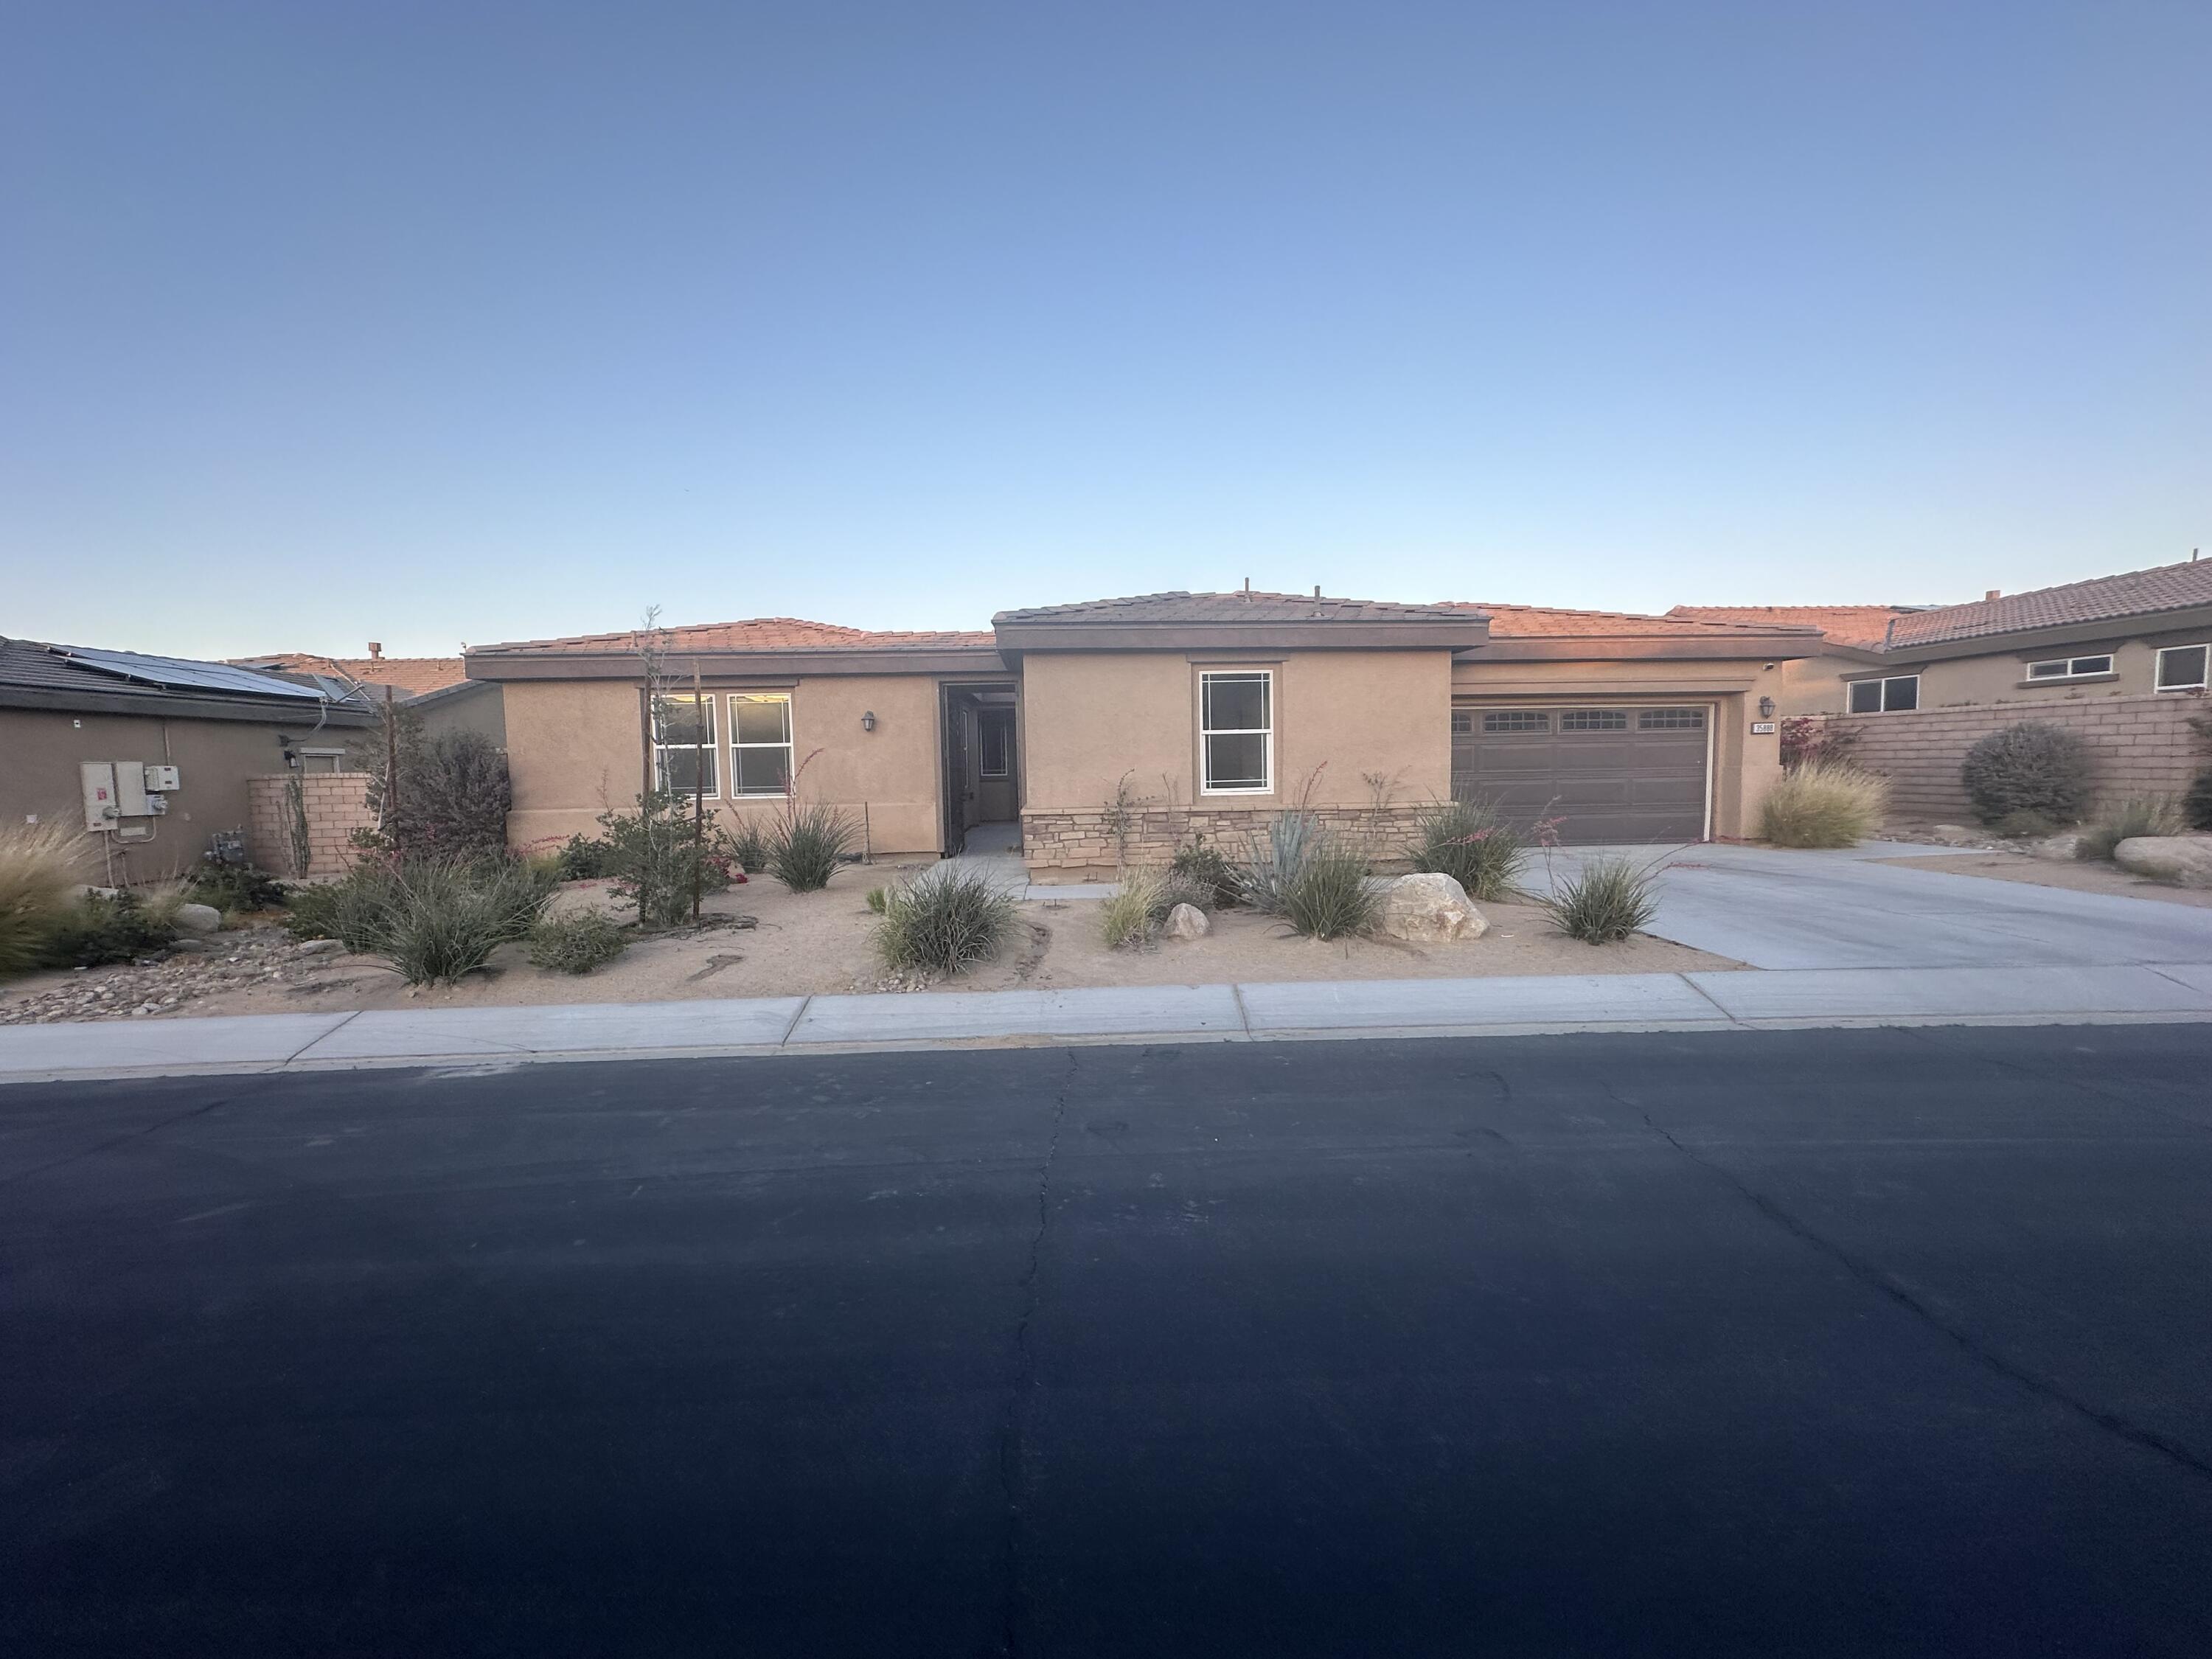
[
  {"x1": 1674, "y1": 557, "x2": 2212, "y2": 715},
  {"x1": 466, "y1": 592, "x2": 1818, "y2": 871},
  {"x1": 1666, "y1": 605, "x2": 1919, "y2": 717},
  {"x1": 234, "y1": 644, "x2": 507, "y2": 745},
  {"x1": 0, "y1": 636, "x2": 375, "y2": 883}
]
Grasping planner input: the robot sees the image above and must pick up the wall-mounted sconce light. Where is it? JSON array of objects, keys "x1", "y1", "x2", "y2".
[
  {"x1": 1757, "y1": 696, "x2": 1776, "y2": 718},
  {"x1": 860, "y1": 710, "x2": 877, "y2": 731}
]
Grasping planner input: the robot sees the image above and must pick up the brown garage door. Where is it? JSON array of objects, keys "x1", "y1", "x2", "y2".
[{"x1": 1450, "y1": 705, "x2": 1709, "y2": 844}]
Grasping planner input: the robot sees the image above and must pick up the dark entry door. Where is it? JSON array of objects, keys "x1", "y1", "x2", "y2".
[
  {"x1": 940, "y1": 686, "x2": 970, "y2": 856},
  {"x1": 1450, "y1": 704, "x2": 1709, "y2": 844}
]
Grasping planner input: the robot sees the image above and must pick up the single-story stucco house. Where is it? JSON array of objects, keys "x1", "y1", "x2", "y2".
[
  {"x1": 1672, "y1": 556, "x2": 2212, "y2": 717},
  {"x1": 466, "y1": 591, "x2": 1817, "y2": 874}
]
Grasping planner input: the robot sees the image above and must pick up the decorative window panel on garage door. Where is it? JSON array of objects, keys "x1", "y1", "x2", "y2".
[{"x1": 1450, "y1": 705, "x2": 1709, "y2": 844}]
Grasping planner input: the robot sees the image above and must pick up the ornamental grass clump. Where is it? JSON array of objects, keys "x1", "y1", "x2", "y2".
[
  {"x1": 1542, "y1": 855, "x2": 1660, "y2": 945},
  {"x1": 1407, "y1": 796, "x2": 1525, "y2": 901},
  {"x1": 2075, "y1": 796, "x2": 2185, "y2": 863},
  {"x1": 1756, "y1": 761, "x2": 1890, "y2": 849},
  {"x1": 1102, "y1": 869, "x2": 1165, "y2": 949},
  {"x1": 1279, "y1": 837, "x2": 1379, "y2": 940},
  {"x1": 877, "y1": 866, "x2": 1016, "y2": 977},
  {"x1": 766, "y1": 802, "x2": 856, "y2": 893},
  {"x1": 0, "y1": 822, "x2": 85, "y2": 975},
  {"x1": 377, "y1": 858, "x2": 555, "y2": 986}
]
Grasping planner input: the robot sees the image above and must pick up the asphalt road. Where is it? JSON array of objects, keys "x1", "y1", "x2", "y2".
[{"x1": 6, "y1": 1026, "x2": 2212, "y2": 1658}]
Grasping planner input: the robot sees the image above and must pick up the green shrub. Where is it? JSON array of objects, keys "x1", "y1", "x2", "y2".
[
  {"x1": 1961, "y1": 723, "x2": 2092, "y2": 826},
  {"x1": 877, "y1": 867, "x2": 1015, "y2": 976},
  {"x1": 1407, "y1": 797, "x2": 1525, "y2": 900},
  {"x1": 2185, "y1": 769, "x2": 2212, "y2": 832},
  {"x1": 282, "y1": 869, "x2": 399, "y2": 950},
  {"x1": 0, "y1": 823, "x2": 86, "y2": 975},
  {"x1": 526, "y1": 911, "x2": 629, "y2": 974},
  {"x1": 865, "y1": 885, "x2": 888, "y2": 914},
  {"x1": 552, "y1": 835, "x2": 619, "y2": 880},
  {"x1": 729, "y1": 820, "x2": 771, "y2": 875},
  {"x1": 1542, "y1": 856, "x2": 1659, "y2": 945},
  {"x1": 766, "y1": 803, "x2": 855, "y2": 893},
  {"x1": 2075, "y1": 796, "x2": 2185, "y2": 862},
  {"x1": 38, "y1": 892, "x2": 178, "y2": 968},
  {"x1": 1279, "y1": 838, "x2": 1379, "y2": 940},
  {"x1": 187, "y1": 860, "x2": 288, "y2": 914},
  {"x1": 1170, "y1": 840, "x2": 1242, "y2": 908},
  {"x1": 596, "y1": 790, "x2": 743, "y2": 926},
  {"x1": 1992, "y1": 808, "x2": 2058, "y2": 838},
  {"x1": 364, "y1": 728, "x2": 513, "y2": 862},
  {"x1": 1756, "y1": 762, "x2": 1889, "y2": 848},
  {"x1": 1241, "y1": 811, "x2": 1322, "y2": 915}
]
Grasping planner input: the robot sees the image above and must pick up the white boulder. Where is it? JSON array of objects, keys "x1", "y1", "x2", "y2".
[
  {"x1": 2113, "y1": 835, "x2": 2212, "y2": 887},
  {"x1": 1162, "y1": 902, "x2": 1209, "y2": 941},
  {"x1": 1382, "y1": 872, "x2": 1488, "y2": 943},
  {"x1": 172, "y1": 902, "x2": 223, "y2": 934}
]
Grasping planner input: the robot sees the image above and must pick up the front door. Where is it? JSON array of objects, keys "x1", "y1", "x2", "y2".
[{"x1": 940, "y1": 685, "x2": 970, "y2": 856}]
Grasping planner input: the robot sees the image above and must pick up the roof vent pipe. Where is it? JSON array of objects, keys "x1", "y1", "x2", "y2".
[
  {"x1": 367, "y1": 641, "x2": 383, "y2": 660},
  {"x1": 1984, "y1": 590, "x2": 2000, "y2": 601},
  {"x1": 1312, "y1": 585, "x2": 1321, "y2": 597},
  {"x1": 1242, "y1": 577, "x2": 1251, "y2": 595}
]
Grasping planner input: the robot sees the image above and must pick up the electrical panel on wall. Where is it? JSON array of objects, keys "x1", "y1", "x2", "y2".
[
  {"x1": 112, "y1": 762, "x2": 151, "y2": 818},
  {"x1": 145, "y1": 764, "x2": 181, "y2": 792},
  {"x1": 80, "y1": 762, "x2": 118, "y2": 830}
]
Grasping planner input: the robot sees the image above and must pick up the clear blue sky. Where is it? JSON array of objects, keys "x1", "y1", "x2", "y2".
[{"x1": 5, "y1": 1, "x2": 2207, "y2": 658}]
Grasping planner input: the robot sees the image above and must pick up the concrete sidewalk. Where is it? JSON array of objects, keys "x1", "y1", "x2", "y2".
[{"x1": 4, "y1": 961, "x2": 2211, "y2": 1082}]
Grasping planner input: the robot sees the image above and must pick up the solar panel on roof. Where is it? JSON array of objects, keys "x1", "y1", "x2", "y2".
[{"x1": 56, "y1": 647, "x2": 329, "y2": 700}]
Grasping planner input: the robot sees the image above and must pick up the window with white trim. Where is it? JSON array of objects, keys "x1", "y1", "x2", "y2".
[
  {"x1": 1847, "y1": 675, "x2": 1919, "y2": 714},
  {"x1": 728, "y1": 693, "x2": 793, "y2": 796},
  {"x1": 1559, "y1": 709, "x2": 1628, "y2": 731},
  {"x1": 1200, "y1": 670, "x2": 1271, "y2": 793},
  {"x1": 2026, "y1": 654, "x2": 2114, "y2": 681},
  {"x1": 2155, "y1": 644, "x2": 2209, "y2": 692},
  {"x1": 652, "y1": 693, "x2": 717, "y2": 796}
]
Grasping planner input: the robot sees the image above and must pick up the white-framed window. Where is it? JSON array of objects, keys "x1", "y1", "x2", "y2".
[
  {"x1": 2026, "y1": 653, "x2": 2115, "y2": 681},
  {"x1": 652, "y1": 693, "x2": 717, "y2": 797},
  {"x1": 2155, "y1": 644, "x2": 2209, "y2": 692},
  {"x1": 728, "y1": 693, "x2": 794, "y2": 796},
  {"x1": 1847, "y1": 674, "x2": 1920, "y2": 714},
  {"x1": 1200, "y1": 670, "x2": 1272, "y2": 793},
  {"x1": 978, "y1": 712, "x2": 1011, "y2": 779}
]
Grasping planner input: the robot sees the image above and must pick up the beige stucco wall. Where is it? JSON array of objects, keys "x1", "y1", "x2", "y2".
[
  {"x1": 1448, "y1": 656, "x2": 1792, "y2": 841},
  {"x1": 1784, "y1": 621, "x2": 2212, "y2": 714},
  {"x1": 0, "y1": 707, "x2": 355, "y2": 885},
  {"x1": 501, "y1": 672, "x2": 946, "y2": 856},
  {"x1": 1019, "y1": 648, "x2": 1453, "y2": 817}
]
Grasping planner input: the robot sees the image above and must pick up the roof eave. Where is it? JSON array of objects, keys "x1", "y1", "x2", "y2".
[
  {"x1": 465, "y1": 644, "x2": 1010, "y2": 681},
  {"x1": 1458, "y1": 633, "x2": 1820, "y2": 663},
  {"x1": 990, "y1": 619, "x2": 1489, "y2": 653},
  {"x1": 1879, "y1": 602, "x2": 2212, "y2": 661},
  {"x1": 0, "y1": 684, "x2": 378, "y2": 724}
]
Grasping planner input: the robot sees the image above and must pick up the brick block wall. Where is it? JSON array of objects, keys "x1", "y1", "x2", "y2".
[
  {"x1": 246, "y1": 772, "x2": 378, "y2": 876},
  {"x1": 1023, "y1": 803, "x2": 1433, "y2": 874},
  {"x1": 1826, "y1": 695, "x2": 2208, "y2": 823}
]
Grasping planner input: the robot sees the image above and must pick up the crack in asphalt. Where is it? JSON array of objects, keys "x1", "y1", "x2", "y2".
[
  {"x1": 0, "y1": 1082, "x2": 261, "y2": 1187},
  {"x1": 1626, "y1": 1089, "x2": 2212, "y2": 1486},
  {"x1": 996, "y1": 1046, "x2": 1079, "y2": 1658}
]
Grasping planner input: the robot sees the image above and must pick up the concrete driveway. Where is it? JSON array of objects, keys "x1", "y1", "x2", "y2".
[{"x1": 1538, "y1": 841, "x2": 2212, "y2": 970}]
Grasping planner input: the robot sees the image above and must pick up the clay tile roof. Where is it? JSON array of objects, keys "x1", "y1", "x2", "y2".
[
  {"x1": 1436, "y1": 602, "x2": 1818, "y2": 641},
  {"x1": 993, "y1": 590, "x2": 1475, "y2": 624},
  {"x1": 467, "y1": 618, "x2": 998, "y2": 655},
  {"x1": 1665, "y1": 605, "x2": 1912, "y2": 651},
  {"x1": 237, "y1": 653, "x2": 471, "y2": 697},
  {"x1": 1879, "y1": 558, "x2": 2212, "y2": 649}
]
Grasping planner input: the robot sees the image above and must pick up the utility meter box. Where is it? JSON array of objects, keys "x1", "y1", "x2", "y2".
[
  {"x1": 144, "y1": 763, "x2": 181, "y2": 792},
  {"x1": 111, "y1": 762, "x2": 151, "y2": 818},
  {"x1": 145, "y1": 795, "x2": 169, "y2": 815},
  {"x1": 80, "y1": 762, "x2": 118, "y2": 830}
]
